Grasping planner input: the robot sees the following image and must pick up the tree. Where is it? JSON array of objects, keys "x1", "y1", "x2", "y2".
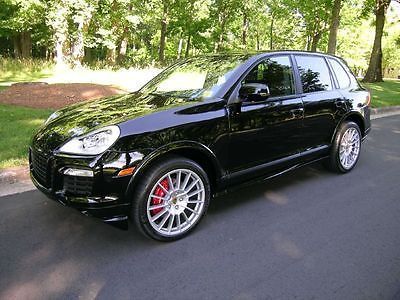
[
  {"x1": 0, "y1": 0, "x2": 47, "y2": 58},
  {"x1": 327, "y1": 0, "x2": 342, "y2": 54},
  {"x1": 363, "y1": 0, "x2": 392, "y2": 82},
  {"x1": 158, "y1": 0, "x2": 170, "y2": 62}
]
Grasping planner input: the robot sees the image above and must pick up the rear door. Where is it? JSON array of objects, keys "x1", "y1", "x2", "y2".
[{"x1": 293, "y1": 54, "x2": 343, "y2": 151}]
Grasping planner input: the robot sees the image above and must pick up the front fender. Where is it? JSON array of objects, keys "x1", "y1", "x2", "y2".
[{"x1": 124, "y1": 141, "x2": 222, "y2": 201}]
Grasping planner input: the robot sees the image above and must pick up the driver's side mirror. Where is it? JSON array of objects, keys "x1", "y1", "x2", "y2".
[{"x1": 239, "y1": 83, "x2": 270, "y2": 102}]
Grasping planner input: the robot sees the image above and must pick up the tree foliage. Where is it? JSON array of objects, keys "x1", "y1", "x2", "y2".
[{"x1": 0, "y1": 0, "x2": 399, "y2": 77}]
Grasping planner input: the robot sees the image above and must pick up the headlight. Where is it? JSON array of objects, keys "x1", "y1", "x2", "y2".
[
  {"x1": 59, "y1": 125, "x2": 120, "y2": 155},
  {"x1": 45, "y1": 111, "x2": 60, "y2": 125}
]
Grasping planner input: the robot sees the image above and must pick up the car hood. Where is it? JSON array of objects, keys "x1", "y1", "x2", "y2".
[{"x1": 31, "y1": 92, "x2": 197, "y2": 153}]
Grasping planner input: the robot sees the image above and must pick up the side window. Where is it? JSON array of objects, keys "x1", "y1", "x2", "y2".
[
  {"x1": 242, "y1": 56, "x2": 295, "y2": 98},
  {"x1": 328, "y1": 58, "x2": 351, "y2": 89},
  {"x1": 295, "y1": 55, "x2": 332, "y2": 93}
]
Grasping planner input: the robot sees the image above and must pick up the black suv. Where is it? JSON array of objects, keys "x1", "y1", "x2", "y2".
[{"x1": 30, "y1": 51, "x2": 371, "y2": 241}]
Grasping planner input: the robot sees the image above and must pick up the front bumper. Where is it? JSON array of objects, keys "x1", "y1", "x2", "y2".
[{"x1": 29, "y1": 148, "x2": 138, "y2": 222}]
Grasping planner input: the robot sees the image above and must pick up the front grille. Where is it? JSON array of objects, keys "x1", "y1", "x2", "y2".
[
  {"x1": 31, "y1": 150, "x2": 50, "y2": 187},
  {"x1": 63, "y1": 175, "x2": 93, "y2": 196}
]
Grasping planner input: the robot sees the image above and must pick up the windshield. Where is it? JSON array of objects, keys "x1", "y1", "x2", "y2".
[{"x1": 141, "y1": 55, "x2": 250, "y2": 99}]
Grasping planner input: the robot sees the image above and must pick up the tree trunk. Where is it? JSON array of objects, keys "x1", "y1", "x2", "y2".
[
  {"x1": 327, "y1": 0, "x2": 342, "y2": 54},
  {"x1": 177, "y1": 38, "x2": 183, "y2": 59},
  {"x1": 256, "y1": 30, "x2": 260, "y2": 51},
  {"x1": 13, "y1": 34, "x2": 22, "y2": 59},
  {"x1": 158, "y1": 1, "x2": 168, "y2": 63},
  {"x1": 269, "y1": 15, "x2": 274, "y2": 50},
  {"x1": 310, "y1": 32, "x2": 321, "y2": 52},
  {"x1": 72, "y1": 22, "x2": 84, "y2": 67},
  {"x1": 55, "y1": 32, "x2": 67, "y2": 67},
  {"x1": 363, "y1": 0, "x2": 390, "y2": 82},
  {"x1": 242, "y1": 12, "x2": 249, "y2": 45},
  {"x1": 116, "y1": 27, "x2": 129, "y2": 64},
  {"x1": 185, "y1": 35, "x2": 191, "y2": 57},
  {"x1": 53, "y1": 4, "x2": 68, "y2": 68},
  {"x1": 215, "y1": 13, "x2": 227, "y2": 52},
  {"x1": 106, "y1": 47, "x2": 116, "y2": 63},
  {"x1": 20, "y1": 31, "x2": 32, "y2": 58}
]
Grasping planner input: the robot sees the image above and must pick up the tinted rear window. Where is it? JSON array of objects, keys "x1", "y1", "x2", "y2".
[
  {"x1": 329, "y1": 58, "x2": 351, "y2": 89},
  {"x1": 295, "y1": 55, "x2": 332, "y2": 93}
]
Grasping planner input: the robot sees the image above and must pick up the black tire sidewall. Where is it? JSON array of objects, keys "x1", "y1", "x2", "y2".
[{"x1": 132, "y1": 157, "x2": 210, "y2": 241}]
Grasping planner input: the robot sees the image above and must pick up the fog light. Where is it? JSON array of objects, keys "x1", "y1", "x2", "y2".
[{"x1": 63, "y1": 168, "x2": 94, "y2": 177}]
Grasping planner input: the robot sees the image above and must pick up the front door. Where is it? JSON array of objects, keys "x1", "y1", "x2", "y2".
[{"x1": 227, "y1": 55, "x2": 304, "y2": 177}]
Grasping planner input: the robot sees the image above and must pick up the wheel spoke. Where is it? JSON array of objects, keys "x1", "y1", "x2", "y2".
[
  {"x1": 150, "y1": 194, "x2": 168, "y2": 201},
  {"x1": 183, "y1": 211, "x2": 191, "y2": 224},
  {"x1": 185, "y1": 178, "x2": 199, "y2": 193},
  {"x1": 149, "y1": 203, "x2": 168, "y2": 210},
  {"x1": 187, "y1": 200, "x2": 204, "y2": 204},
  {"x1": 151, "y1": 208, "x2": 168, "y2": 222},
  {"x1": 158, "y1": 182, "x2": 169, "y2": 194},
  {"x1": 176, "y1": 171, "x2": 181, "y2": 190},
  {"x1": 167, "y1": 214, "x2": 175, "y2": 233},
  {"x1": 167, "y1": 174, "x2": 174, "y2": 191},
  {"x1": 181, "y1": 172, "x2": 191, "y2": 190},
  {"x1": 187, "y1": 188, "x2": 204, "y2": 198},
  {"x1": 185, "y1": 206, "x2": 199, "y2": 215},
  {"x1": 176, "y1": 214, "x2": 181, "y2": 232},
  {"x1": 158, "y1": 212, "x2": 171, "y2": 229}
]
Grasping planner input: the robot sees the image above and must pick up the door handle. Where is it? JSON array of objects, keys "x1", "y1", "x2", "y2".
[{"x1": 290, "y1": 108, "x2": 304, "y2": 119}]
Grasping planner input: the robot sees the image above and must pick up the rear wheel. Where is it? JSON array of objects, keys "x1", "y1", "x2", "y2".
[
  {"x1": 326, "y1": 121, "x2": 362, "y2": 173},
  {"x1": 132, "y1": 156, "x2": 210, "y2": 241}
]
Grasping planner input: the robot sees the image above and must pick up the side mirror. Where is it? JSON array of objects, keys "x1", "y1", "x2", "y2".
[{"x1": 239, "y1": 83, "x2": 270, "y2": 102}]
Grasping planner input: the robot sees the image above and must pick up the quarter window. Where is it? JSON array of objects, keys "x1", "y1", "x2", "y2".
[
  {"x1": 329, "y1": 58, "x2": 351, "y2": 89},
  {"x1": 243, "y1": 56, "x2": 295, "y2": 98},
  {"x1": 295, "y1": 55, "x2": 332, "y2": 93}
]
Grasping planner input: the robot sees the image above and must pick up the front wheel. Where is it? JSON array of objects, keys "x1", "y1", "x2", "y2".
[
  {"x1": 326, "y1": 121, "x2": 362, "y2": 173},
  {"x1": 132, "y1": 156, "x2": 210, "y2": 241}
]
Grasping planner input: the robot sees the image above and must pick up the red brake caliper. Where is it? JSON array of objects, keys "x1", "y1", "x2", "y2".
[{"x1": 150, "y1": 178, "x2": 169, "y2": 216}]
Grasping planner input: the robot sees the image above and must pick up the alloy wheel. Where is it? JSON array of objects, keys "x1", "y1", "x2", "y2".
[
  {"x1": 339, "y1": 127, "x2": 361, "y2": 170},
  {"x1": 146, "y1": 168, "x2": 206, "y2": 237}
]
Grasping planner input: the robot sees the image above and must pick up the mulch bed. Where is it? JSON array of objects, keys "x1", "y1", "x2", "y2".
[{"x1": 0, "y1": 82, "x2": 127, "y2": 109}]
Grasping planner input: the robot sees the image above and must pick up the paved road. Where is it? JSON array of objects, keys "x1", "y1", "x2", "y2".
[{"x1": 1, "y1": 116, "x2": 400, "y2": 300}]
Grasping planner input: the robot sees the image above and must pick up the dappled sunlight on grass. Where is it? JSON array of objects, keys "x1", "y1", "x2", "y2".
[
  {"x1": 23, "y1": 119, "x2": 46, "y2": 126},
  {"x1": 363, "y1": 79, "x2": 400, "y2": 108},
  {"x1": 0, "y1": 59, "x2": 54, "y2": 84}
]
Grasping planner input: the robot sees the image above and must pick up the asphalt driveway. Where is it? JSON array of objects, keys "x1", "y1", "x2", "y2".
[{"x1": 0, "y1": 115, "x2": 399, "y2": 299}]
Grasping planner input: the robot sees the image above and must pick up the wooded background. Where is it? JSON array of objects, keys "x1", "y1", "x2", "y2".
[{"x1": 0, "y1": 0, "x2": 399, "y2": 82}]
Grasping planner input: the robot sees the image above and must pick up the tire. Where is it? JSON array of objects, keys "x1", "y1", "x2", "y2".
[
  {"x1": 325, "y1": 121, "x2": 362, "y2": 173},
  {"x1": 132, "y1": 155, "x2": 210, "y2": 241}
]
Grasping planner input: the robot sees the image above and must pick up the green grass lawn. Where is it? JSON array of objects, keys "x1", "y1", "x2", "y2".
[
  {"x1": 0, "y1": 104, "x2": 52, "y2": 169},
  {"x1": 363, "y1": 79, "x2": 400, "y2": 108}
]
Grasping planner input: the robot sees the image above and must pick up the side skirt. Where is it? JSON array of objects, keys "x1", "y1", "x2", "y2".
[{"x1": 214, "y1": 146, "x2": 329, "y2": 197}]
